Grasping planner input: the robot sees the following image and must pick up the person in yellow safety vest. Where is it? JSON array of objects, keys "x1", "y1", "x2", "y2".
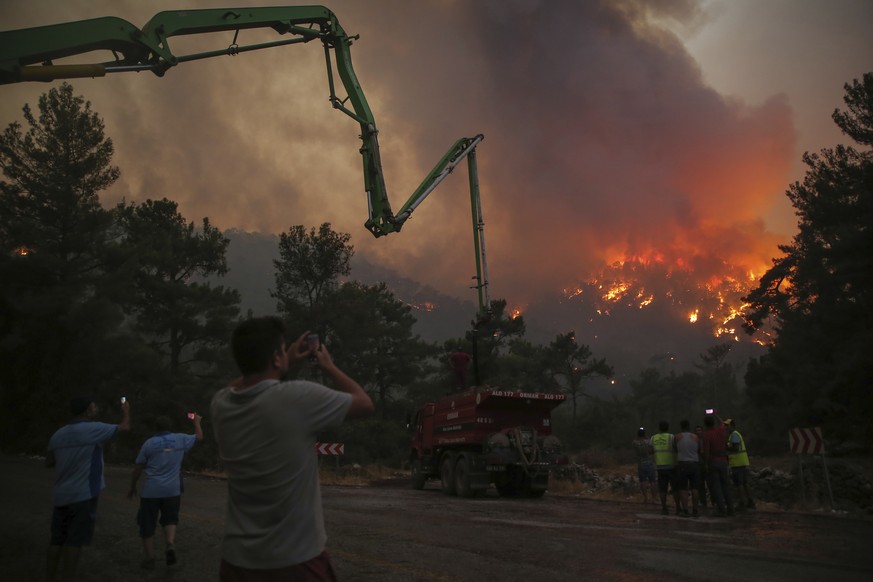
[
  {"x1": 650, "y1": 420, "x2": 680, "y2": 516},
  {"x1": 725, "y1": 419, "x2": 756, "y2": 510}
]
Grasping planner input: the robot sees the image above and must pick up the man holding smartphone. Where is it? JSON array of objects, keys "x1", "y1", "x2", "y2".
[
  {"x1": 46, "y1": 395, "x2": 131, "y2": 581},
  {"x1": 212, "y1": 316, "x2": 373, "y2": 581},
  {"x1": 128, "y1": 413, "x2": 203, "y2": 569}
]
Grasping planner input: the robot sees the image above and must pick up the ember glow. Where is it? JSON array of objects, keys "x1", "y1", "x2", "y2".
[{"x1": 561, "y1": 252, "x2": 764, "y2": 341}]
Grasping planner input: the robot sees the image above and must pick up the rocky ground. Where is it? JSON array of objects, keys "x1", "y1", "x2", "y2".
[{"x1": 544, "y1": 454, "x2": 873, "y2": 517}]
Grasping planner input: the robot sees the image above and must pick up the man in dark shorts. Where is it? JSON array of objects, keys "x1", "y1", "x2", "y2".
[
  {"x1": 46, "y1": 395, "x2": 131, "y2": 581},
  {"x1": 632, "y1": 427, "x2": 657, "y2": 504},
  {"x1": 726, "y1": 418, "x2": 756, "y2": 510},
  {"x1": 694, "y1": 425, "x2": 713, "y2": 507},
  {"x1": 128, "y1": 413, "x2": 203, "y2": 569},
  {"x1": 674, "y1": 420, "x2": 701, "y2": 517},
  {"x1": 650, "y1": 420, "x2": 679, "y2": 515},
  {"x1": 701, "y1": 413, "x2": 734, "y2": 517}
]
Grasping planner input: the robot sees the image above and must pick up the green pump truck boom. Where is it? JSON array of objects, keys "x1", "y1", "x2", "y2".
[
  {"x1": 0, "y1": 6, "x2": 481, "y2": 246},
  {"x1": 1, "y1": 7, "x2": 567, "y2": 497},
  {"x1": 1, "y1": 4, "x2": 492, "y2": 334}
]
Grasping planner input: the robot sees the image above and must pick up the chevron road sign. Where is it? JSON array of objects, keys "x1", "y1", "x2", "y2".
[
  {"x1": 789, "y1": 427, "x2": 824, "y2": 455},
  {"x1": 315, "y1": 442, "x2": 345, "y2": 456}
]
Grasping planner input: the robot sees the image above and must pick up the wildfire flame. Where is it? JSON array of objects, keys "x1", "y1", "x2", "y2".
[
  {"x1": 564, "y1": 252, "x2": 766, "y2": 341},
  {"x1": 405, "y1": 301, "x2": 437, "y2": 312}
]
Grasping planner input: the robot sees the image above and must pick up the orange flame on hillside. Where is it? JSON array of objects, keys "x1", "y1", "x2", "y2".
[{"x1": 563, "y1": 250, "x2": 768, "y2": 341}]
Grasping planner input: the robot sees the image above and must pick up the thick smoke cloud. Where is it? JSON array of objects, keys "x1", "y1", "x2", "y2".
[{"x1": 0, "y1": 0, "x2": 857, "y2": 306}]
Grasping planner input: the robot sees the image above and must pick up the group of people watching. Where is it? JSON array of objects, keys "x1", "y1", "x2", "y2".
[
  {"x1": 632, "y1": 413, "x2": 755, "y2": 518},
  {"x1": 45, "y1": 316, "x2": 374, "y2": 582},
  {"x1": 45, "y1": 395, "x2": 204, "y2": 578}
]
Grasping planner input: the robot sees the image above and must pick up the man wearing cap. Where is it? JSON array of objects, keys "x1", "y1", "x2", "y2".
[
  {"x1": 46, "y1": 395, "x2": 131, "y2": 581},
  {"x1": 726, "y1": 419, "x2": 756, "y2": 510}
]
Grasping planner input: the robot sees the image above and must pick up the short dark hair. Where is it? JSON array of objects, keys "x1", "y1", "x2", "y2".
[
  {"x1": 659, "y1": 420, "x2": 669, "y2": 432},
  {"x1": 704, "y1": 414, "x2": 715, "y2": 427},
  {"x1": 70, "y1": 395, "x2": 94, "y2": 416},
  {"x1": 680, "y1": 419, "x2": 690, "y2": 431},
  {"x1": 231, "y1": 317, "x2": 286, "y2": 375},
  {"x1": 155, "y1": 416, "x2": 172, "y2": 432}
]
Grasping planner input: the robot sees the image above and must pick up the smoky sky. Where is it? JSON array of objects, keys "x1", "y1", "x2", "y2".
[{"x1": 1, "y1": 0, "x2": 868, "y2": 305}]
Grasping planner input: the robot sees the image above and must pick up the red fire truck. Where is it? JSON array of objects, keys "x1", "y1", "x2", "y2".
[{"x1": 409, "y1": 388, "x2": 566, "y2": 497}]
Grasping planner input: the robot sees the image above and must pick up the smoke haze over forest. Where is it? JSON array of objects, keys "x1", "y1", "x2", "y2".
[{"x1": 2, "y1": 0, "x2": 870, "y2": 377}]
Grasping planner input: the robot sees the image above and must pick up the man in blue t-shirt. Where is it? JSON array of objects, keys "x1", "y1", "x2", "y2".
[
  {"x1": 46, "y1": 395, "x2": 131, "y2": 582},
  {"x1": 128, "y1": 413, "x2": 203, "y2": 569}
]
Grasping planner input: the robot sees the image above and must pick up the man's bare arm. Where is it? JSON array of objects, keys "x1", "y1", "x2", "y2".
[{"x1": 315, "y1": 346, "x2": 374, "y2": 419}]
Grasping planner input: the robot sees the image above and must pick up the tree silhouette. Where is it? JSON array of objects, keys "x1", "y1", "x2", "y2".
[
  {"x1": 743, "y1": 73, "x2": 873, "y2": 443},
  {"x1": 272, "y1": 222, "x2": 353, "y2": 329},
  {"x1": 117, "y1": 198, "x2": 240, "y2": 375},
  {"x1": 544, "y1": 331, "x2": 613, "y2": 424},
  {"x1": 0, "y1": 83, "x2": 124, "y2": 448}
]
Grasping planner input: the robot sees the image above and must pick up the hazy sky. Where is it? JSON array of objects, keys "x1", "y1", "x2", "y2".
[{"x1": 2, "y1": 0, "x2": 871, "y2": 305}]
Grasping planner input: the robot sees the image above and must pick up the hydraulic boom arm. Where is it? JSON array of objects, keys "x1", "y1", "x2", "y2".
[{"x1": 0, "y1": 6, "x2": 488, "y2": 270}]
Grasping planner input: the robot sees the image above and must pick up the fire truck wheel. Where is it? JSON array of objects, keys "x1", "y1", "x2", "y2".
[
  {"x1": 411, "y1": 459, "x2": 426, "y2": 490},
  {"x1": 440, "y1": 453, "x2": 457, "y2": 496},
  {"x1": 454, "y1": 454, "x2": 474, "y2": 498}
]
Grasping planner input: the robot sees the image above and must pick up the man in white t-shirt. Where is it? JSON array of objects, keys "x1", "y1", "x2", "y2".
[{"x1": 212, "y1": 316, "x2": 374, "y2": 581}]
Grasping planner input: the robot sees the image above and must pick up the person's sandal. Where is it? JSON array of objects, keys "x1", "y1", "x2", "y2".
[{"x1": 166, "y1": 547, "x2": 177, "y2": 566}]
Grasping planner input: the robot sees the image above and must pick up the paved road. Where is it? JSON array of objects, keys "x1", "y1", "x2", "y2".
[{"x1": 3, "y1": 455, "x2": 872, "y2": 581}]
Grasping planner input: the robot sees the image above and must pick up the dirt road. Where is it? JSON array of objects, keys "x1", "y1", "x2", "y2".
[{"x1": 3, "y1": 454, "x2": 872, "y2": 581}]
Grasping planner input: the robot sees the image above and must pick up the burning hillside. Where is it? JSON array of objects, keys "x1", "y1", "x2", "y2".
[
  {"x1": 515, "y1": 252, "x2": 773, "y2": 377},
  {"x1": 563, "y1": 253, "x2": 766, "y2": 343}
]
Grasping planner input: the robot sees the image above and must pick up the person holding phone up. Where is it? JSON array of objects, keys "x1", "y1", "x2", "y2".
[
  {"x1": 128, "y1": 412, "x2": 203, "y2": 570},
  {"x1": 212, "y1": 316, "x2": 373, "y2": 581},
  {"x1": 46, "y1": 395, "x2": 131, "y2": 581}
]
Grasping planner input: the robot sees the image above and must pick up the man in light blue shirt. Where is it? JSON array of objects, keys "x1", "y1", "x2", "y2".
[
  {"x1": 46, "y1": 395, "x2": 131, "y2": 581},
  {"x1": 128, "y1": 413, "x2": 203, "y2": 570}
]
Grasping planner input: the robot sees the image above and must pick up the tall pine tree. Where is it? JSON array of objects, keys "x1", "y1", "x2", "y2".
[
  {"x1": 743, "y1": 73, "x2": 873, "y2": 446},
  {"x1": 0, "y1": 83, "x2": 124, "y2": 448}
]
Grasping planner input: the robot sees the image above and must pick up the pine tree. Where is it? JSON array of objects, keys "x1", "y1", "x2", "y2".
[{"x1": 743, "y1": 73, "x2": 873, "y2": 445}]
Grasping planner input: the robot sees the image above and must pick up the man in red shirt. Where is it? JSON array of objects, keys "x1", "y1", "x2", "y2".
[{"x1": 700, "y1": 413, "x2": 734, "y2": 517}]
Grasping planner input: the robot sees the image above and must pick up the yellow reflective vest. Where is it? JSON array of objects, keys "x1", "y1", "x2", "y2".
[
  {"x1": 650, "y1": 432, "x2": 676, "y2": 468},
  {"x1": 728, "y1": 430, "x2": 750, "y2": 468}
]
